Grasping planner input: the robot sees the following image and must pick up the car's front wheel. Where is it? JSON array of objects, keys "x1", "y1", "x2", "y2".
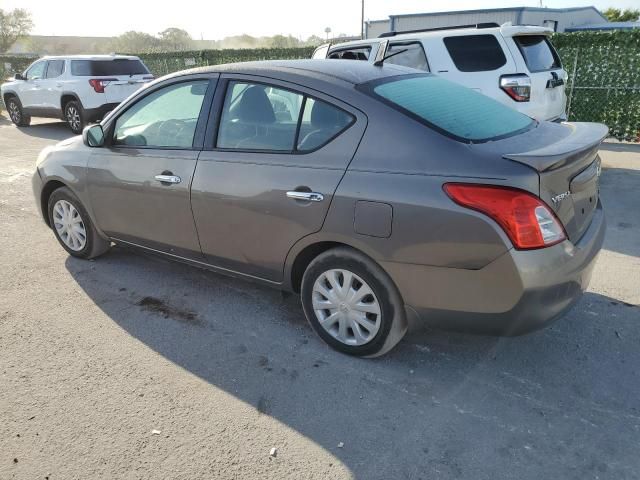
[
  {"x1": 64, "y1": 100, "x2": 85, "y2": 134},
  {"x1": 47, "y1": 187, "x2": 110, "y2": 259},
  {"x1": 301, "y1": 247, "x2": 408, "y2": 357},
  {"x1": 6, "y1": 96, "x2": 31, "y2": 127}
]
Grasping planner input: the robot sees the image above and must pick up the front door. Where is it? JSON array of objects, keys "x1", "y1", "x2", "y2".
[
  {"x1": 87, "y1": 77, "x2": 216, "y2": 259},
  {"x1": 20, "y1": 60, "x2": 47, "y2": 109},
  {"x1": 191, "y1": 76, "x2": 366, "y2": 282}
]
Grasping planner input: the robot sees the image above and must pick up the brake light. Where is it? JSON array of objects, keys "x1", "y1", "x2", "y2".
[
  {"x1": 443, "y1": 183, "x2": 566, "y2": 250},
  {"x1": 88, "y1": 78, "x2": 117, "y2": 93},
  {"x1": 500, "y1": 74, "x2": 531, "y2": 102}
]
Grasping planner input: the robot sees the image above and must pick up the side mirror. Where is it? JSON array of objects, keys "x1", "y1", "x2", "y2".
[
  {"x1": 83, "y1": 124, "x2": 105, "y2": 147},
  {"x1": 14, "y1": 73, "x2": 26, "y2": 81}
]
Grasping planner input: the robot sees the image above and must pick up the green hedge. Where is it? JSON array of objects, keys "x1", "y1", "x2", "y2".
[{"x1": 1, "y1": 32, "x2": 639, "y2": 141}]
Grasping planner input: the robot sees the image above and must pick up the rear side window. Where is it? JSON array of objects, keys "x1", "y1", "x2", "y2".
[
  {"x1": 365, "y1": 75, "x2": 534, "y2": 143},
  {"x1": 514, "y1": 36, "x2": 561, "y2": 72},
  {"x1": 297, "y1": 98, "x2": 353, "y2": 151},
  {"x1": 328, "y1": 47, "x2": 371, "y2": 60},
  {"x1": 70, "y1": 59, "x2": 149, "y2": 76},
  {"x1": 45, "y1": 60, "x2": 65, "y2": 79},
  {"x1": 385, "y1": 43, "x2": 429, "y2": 71},
  {"x1": 443, "y1": 35, "x2": 506, "y2": 72}
]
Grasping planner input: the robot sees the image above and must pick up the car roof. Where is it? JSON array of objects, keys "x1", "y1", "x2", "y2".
[
  {"x1": 170, "y1": 59, "x2": 421, "y2": 86},
  {"x1": 40, "y1": 55, "x2": 141, "y2": 61}
]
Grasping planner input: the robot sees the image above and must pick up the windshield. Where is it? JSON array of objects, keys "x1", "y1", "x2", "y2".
[{"x1": 361, "y1": 75, "x2": 534, "y2": 143}]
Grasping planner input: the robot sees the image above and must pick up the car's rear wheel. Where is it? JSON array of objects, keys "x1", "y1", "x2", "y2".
[
  {"x1": 47, "y1": 187, "x2": 110, "y2": 259},
  {"x1": 64, "y1": 100, "x2": 85, "y2": 134},
  {"x1": 6, "y1": 96, "x2": 31, "y2": 127},
  {"x1": 301, "y1": 247, "x2": 407, "y2": 357}
]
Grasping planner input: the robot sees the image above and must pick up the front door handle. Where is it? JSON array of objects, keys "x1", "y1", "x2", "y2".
[
  {"x1": 286, "y1": 191, "x2": 324, "y2": 202},
  {"x1": 154, "y1": 174, "x2": 181, "y2": 184}
]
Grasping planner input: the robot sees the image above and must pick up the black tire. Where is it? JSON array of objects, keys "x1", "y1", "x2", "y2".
[
  {"x1": 301, "y1": 247, "x2": 408, "y2": 357},
  {"x1": 47, "y1": 186, "x2": 110, "y2": 259},
  {"x1": 64, "y1": 100, "x2": 85, "y2": 134},
  {"x1": 6, "y1": 95, "x2": 31, "y2": 127}
]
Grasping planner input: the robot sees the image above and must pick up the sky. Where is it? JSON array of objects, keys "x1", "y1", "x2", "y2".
[{"x1": 2, "y1": 0, "x2": 638, "y2": 39}]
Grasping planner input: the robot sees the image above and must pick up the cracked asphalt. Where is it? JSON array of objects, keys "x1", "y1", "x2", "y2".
[{"x1": 1, "y1": 116, "x2": 639, "y2": 480}]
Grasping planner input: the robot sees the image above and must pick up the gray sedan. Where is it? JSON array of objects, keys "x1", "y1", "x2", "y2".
[{"x1": 32, "y1": 60, "x2": 607, "y2": 357}]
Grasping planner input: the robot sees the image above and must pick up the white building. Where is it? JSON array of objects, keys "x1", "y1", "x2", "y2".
[{"x1": 365, "y1": 6, "x2": 607, "y2": 38}]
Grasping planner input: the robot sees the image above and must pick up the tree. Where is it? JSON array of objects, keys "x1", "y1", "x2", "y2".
[
  {"x1": 112, "y1": 31, "x2": 161, "y2": 53},
  {"x1": 269, "y1": 34, "x2": 300, "y2": 48},
  {"x1": 304, "y1": 35, "x2": 325, "y2": 46},
  {"x1": 158, "y1": 28, "x2": 194, "y2": 51},
  {"x1": 603, "y1": 8, "x2": 640, "y2": 22},
  {"x1": 0, "y1": 8, "x2": 33, "y2": 53}
]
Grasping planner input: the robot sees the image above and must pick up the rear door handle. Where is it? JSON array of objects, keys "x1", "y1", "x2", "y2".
[
  {"x1": 154, "y1": 174, "x2": 181, "y2": 184},
  {"x1": 286, "y1": 191, "x2": 324, "y2": 202}
]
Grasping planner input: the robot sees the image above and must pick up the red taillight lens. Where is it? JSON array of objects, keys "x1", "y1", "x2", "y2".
[
  {"x1": 500, "y1": 74, "x2": 531, "y2": 102},
  {"x1": 443, "y1": 183, "x2": 566, "y2": 250},
  {"x1": 88, "y1": 78, "x2": 116, "y2": 93}
]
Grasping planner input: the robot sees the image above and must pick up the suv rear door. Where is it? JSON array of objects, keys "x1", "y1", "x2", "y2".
[
  {"x1": 508, "y1": 34, "x2": 566, "y2": 120},
  {"x1": 71, "y1": 58, "x2": 152, "y2": 104}
]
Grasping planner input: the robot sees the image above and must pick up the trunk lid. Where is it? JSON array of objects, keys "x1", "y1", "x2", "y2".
[
  {"x1": 503, "y1": 122, "x2": 608, "y2": 242},
  {"x1": 103, "y1": 76, "x2": 151, "y2": 103}
]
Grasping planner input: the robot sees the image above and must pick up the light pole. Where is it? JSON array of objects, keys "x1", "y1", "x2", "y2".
[
  {"x1": 361, "y1": 0, "x2": 365, "y2": 39},
  {"x1": 324, "y1": 27, "x2": 332, "y2": 41}
]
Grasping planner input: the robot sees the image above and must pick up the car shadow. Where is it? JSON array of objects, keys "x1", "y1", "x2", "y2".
[
  {"x1": 66, "y1": 246, "x2": 640, "y2": 479},
  {"x1": 13, "y1": 120, "x2": 74, "y2": 141}
]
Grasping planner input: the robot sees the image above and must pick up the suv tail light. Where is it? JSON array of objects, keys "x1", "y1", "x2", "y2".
[
  {"x1": 443, "y1": 183, "x2": 566, "y2": 250},
  {"x1": 500, "y1": 74, "x2": 531, "y2": 102},
  {"x1": 88, "y1": 78, "x2": 117, "y2": 93}
]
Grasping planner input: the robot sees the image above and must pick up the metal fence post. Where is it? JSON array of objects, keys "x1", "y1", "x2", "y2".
[{"x1": 566, "y1": 47, "x2": 580, "y2": 121}]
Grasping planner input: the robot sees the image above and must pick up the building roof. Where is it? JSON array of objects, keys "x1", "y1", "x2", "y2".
[
  {"x1": 387, "y1": 6, "x2": 607, "y2": 21},
  {"x1": 565, "y1": 21, "x2": 640, "y2": 32}
]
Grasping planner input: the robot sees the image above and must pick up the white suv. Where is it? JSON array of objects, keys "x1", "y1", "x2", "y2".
[
  {"x1": 1, "y1": 55, "x2": 153, "y2": 133},
  {"x1": 313, "y1": 23, "x2": 567, "y2": 122}
]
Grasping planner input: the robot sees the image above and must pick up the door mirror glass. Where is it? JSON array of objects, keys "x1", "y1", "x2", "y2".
[{"x1": 83, "y1": 124, "x2": 105, "y2": 147}]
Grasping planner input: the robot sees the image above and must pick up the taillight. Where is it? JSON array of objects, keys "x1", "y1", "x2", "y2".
[
  {"x1": 443, "y1": 183, "x2": 566, "y2": 250},
  {"x1": 88, "y1": 78, "x2": 117, "y2": 93},
  {"x1": 500, "y1": 74, "x2": 531, "y2": 102}
]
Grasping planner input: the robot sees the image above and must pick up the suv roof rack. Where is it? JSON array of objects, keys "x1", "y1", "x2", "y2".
[{"x1": 378, "y1": 22, "x2": 500, "y2": 38}]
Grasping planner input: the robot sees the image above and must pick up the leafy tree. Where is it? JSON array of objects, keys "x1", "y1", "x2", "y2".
[
  {"x1": 111, "y1": 31, "x2": 162, "y2": 53},
  {"x1": 0, "y1": 8, "x2": 33, "y2": 53},
  {"x1": 269, "y1": 35, "x2": 300, "y2": 48},
  {"x1": 158, "y1": 28, "x2": 194, "y2": 51},
  {"x1": 603, "y1": 8, "x2": 640, "y2": 22},
  {"x1": 304, "y1": 35, "x2": 325, "y2": 46}
]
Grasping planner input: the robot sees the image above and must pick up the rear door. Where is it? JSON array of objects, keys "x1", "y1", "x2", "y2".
[
  {"x1": 40, "y1": 59, "x2": 65, "y2": 110},
  {"x1": 510, "y1": 35, "x2": 566, "y2": 120},
  {"x1": 87, "y1": 76, "x2": 216, "y2": 259},
  {"x1": 191, "y1": 75, "x2": 366, "y2": 282}
]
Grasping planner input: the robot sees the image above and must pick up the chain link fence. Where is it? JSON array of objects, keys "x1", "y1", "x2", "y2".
[{"x1": 1, "y1": 31, "x2": 639, "y2": 141}]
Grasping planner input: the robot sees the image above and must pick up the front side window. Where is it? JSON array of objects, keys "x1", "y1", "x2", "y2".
[
  {"x1": 385, "y1": 42, "x2": 429, "y2": 71},
  {"x1": 364, "y1": 75, "x2": 534, "y2": 143},
  {"x1": 217, "y1": 81, "x2": 353, "y2": 152},
  {"x1": 113, "y1": 80, "x2": 208, "y2": 148},
  {"x1": 46, "y1": 60, "x2": 65, "y2": 79},
  {"x1": 328, "y1": 47, "x2": 372, "y2": 61},
  {"x1": 443, "y1": 35, "x2": 507, "y2": 72},
  {"x1": 26, "y1": 61, "x2": 46, "y2": 80},
  {"x1": 514, "y1": 36, "x2": 561, "y2": 72}
]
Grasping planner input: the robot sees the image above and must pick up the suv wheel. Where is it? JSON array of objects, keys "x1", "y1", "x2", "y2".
[
  {"x1": 64, "y1": 100, "x2": 85, "y2": 134},
  {"x1": 301, "y1": 247, "x2": 408, "y2": 357},
  {"x1": 6, "y1": 96, "x2": 31, "y2": 127},
  {"x1": 47, "y1": 187, "x2": 110, "y2": 259}
]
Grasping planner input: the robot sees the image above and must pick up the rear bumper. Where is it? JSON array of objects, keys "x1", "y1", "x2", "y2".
[
  {"x1": 382, "y1": 201, "x2": 606, "y2": 335},
  {"x1": 84, "y1": 103, "x2": 119, "y2": 122}
]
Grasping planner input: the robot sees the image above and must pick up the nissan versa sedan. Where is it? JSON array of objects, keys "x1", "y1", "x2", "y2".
[{"x1": 32, "y1": 60, "x2": 607, "y2": 357}]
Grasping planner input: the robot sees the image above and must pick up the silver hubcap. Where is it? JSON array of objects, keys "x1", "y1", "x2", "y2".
[
  {"x1": 312, "y1": 269, "x2": 381, "y2": 346},
  {"x1": 67, "y1": 106, "x2": 80, "y2": 131},
  {"x1": 53, "y1": 200, "x2": 87, "y2": 251},
  {"x1": 8, "y1": 101, "x2": 20, "y2": 123}
]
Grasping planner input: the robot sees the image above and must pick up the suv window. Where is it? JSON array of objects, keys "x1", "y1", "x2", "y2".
[
  {"x1": 25, "y1": 61, "x2": 46, "y2": 80},
  {"x1": 443, "y1": 35, "x2": 507, "y2": 72},
  {"x1": 514, "y1": 36, "x2": 561, "y2": 72},
  {"x1": 364, "y1": 75, "x2": 533, "y2": 143},
  {"x1": 71, "y1": 59, "x2": 149, "y2": 76},
  {"x1": 113, "y1": 81, "x2": 208, "y2": 148},
  {"x1": 328, "y1": 46, "x2": 371, "y2": 60},
  {"x1": 217, "y1": 81, "x2": 353, "y2": 152},
  {"x1": 385, "y1": 42, "x2": 429, "y2": 71},
  {"x1": 45, "y1": 60, "x2": 65, "y2": 79}
]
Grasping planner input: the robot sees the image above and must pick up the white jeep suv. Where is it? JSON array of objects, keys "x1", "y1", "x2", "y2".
[
  {"x1": 313, "y1": 23, "x2": 567, "y2": 122},
  {"x1": 1, "y1": 55, "x2": 153, "y2": 133}
]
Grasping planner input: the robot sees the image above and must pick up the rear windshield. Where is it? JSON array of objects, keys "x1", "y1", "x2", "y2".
[
  {"x1": 362, "y1": 75, "x2": 534, "y2": 143},
  {"x1": 70, "y1": 59, "x2": 149, "y2": 76},
  {"x1": 514, "y1": 36, "x2": 561, "y2": 72}
]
